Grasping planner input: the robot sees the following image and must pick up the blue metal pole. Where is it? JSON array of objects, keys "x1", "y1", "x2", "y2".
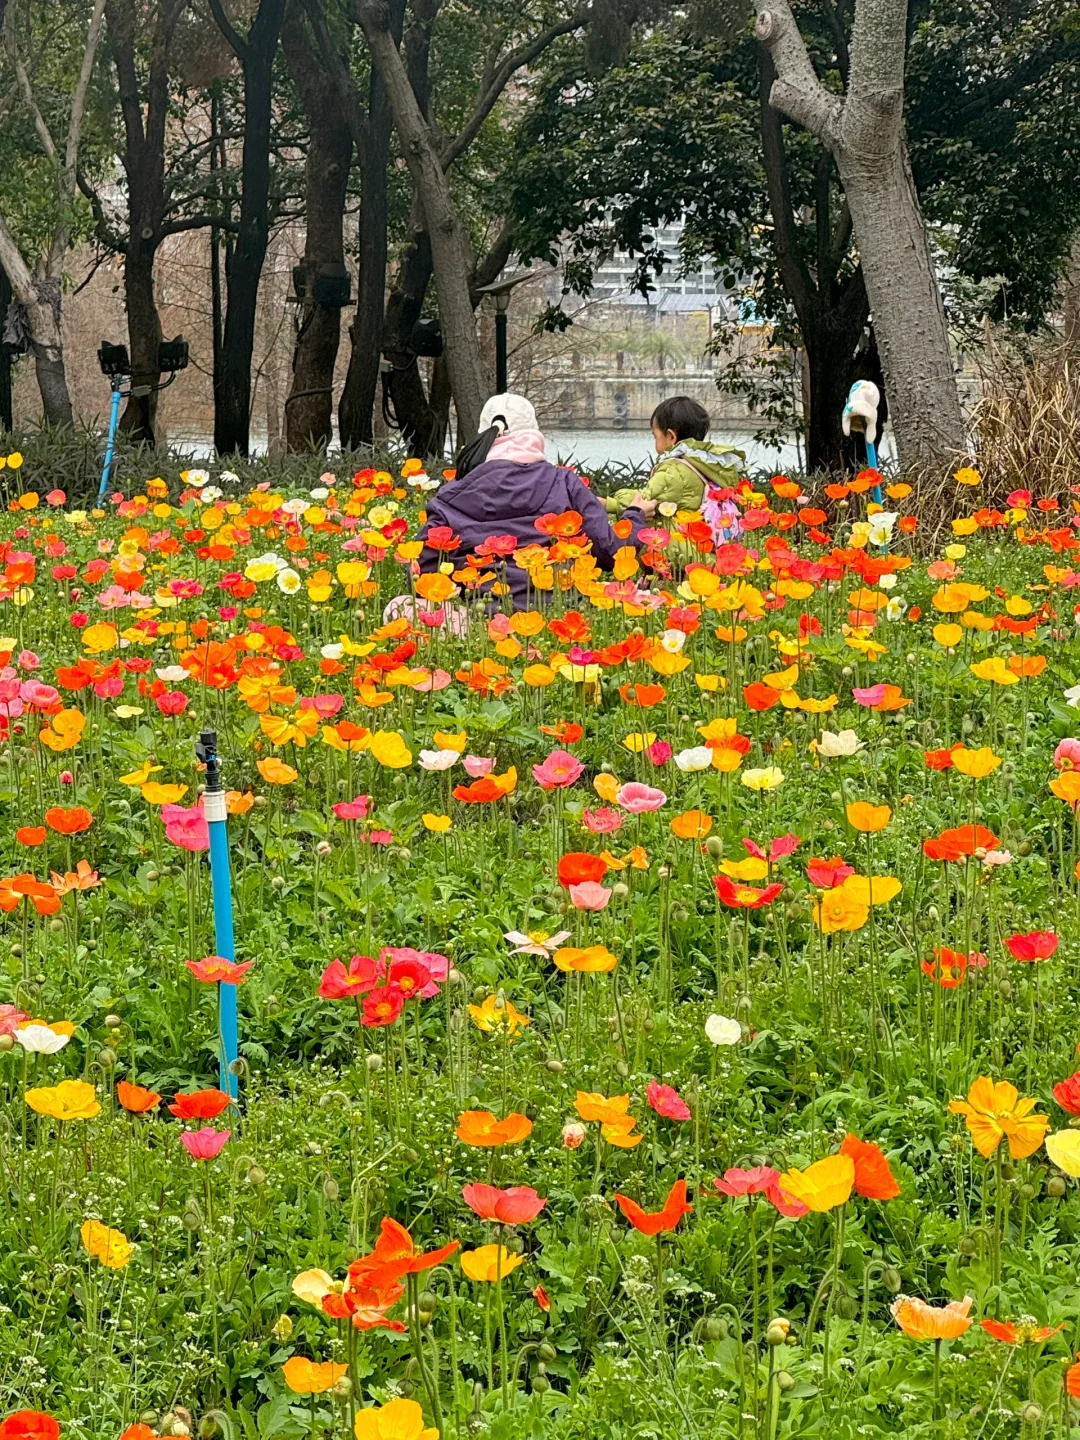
[
  {"x1": 97, "y1": 381, "x2": 123, "y2": 504},
  {"x1": 866, "y1": 438, "x2": 883, "y2": 505},
  {"x1": 199, "y1": 731, "x2": 239, "y2": 1099}
]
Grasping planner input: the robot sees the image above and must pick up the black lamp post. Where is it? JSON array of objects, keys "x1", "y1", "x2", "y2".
[{"x1": 476, "y1": 272, "x2": 538, "y2": 393}]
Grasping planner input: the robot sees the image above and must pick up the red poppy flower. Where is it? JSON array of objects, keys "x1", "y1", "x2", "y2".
[
  {"x1": 1053, "y1": 1070, "x2": 1080, "y2": 1114},
  {"x1": 424, "y1": 526, "x2": 461, "y2": 551},
  {"x1": 645, "y1": 1080, "x2": 691, "y2": 1121},
  {"x1": 922, "y1": 824, "x2": 1000, "y2": 861},
  {"x1": 0, "y1": 1416, "x2": 60, "y2": 1440},
  {"x1": 318, "y1": 954, "x2": 379, "y2": 999},
  {"x1": 806, "y1": 856, "x2": 855, "y2": 889},
  {"x1": 1004, "y1": 930, "x2": 1058, "y2": 962},
  {"x1": 557, "y1": 852, "x2": 608, "y2": 888},
  {"x1": 538, "y1": 721, "x2": 584, "y2": 744},
  {"x1": 614, "y1": 1178, "x2": 692, "y2": 1236},
  {"x1": 535, "y1": 510, "x2": 584, "y2": 538},
  {"x1": 361, "y1": 984, "x2": 404, "y2": 1027},
  {"x1": 743, "y1": 681, "x2": 782, "y2": 711},
  {"x1": 924, "y1": 746, "x2": 961, "y2": 770},
  {"x1": 168, "y1": 1088, "x2": 233, "y2": 1120},
  {"x1": 532, "y1": 1283, "x2": 551, "y2": 1312},
  {"x1": 453, "y1": 776, "x2": 504, "y2": 803},
  {"x1": 714, "y1": 875, "x2": 783, "y2": 909},
  {"x1": 14, "y1": 827, "x2": 46, "y2": 847},
  {"x1": 839, "y1": 1133, "x2": 900, "y2": 1200}
]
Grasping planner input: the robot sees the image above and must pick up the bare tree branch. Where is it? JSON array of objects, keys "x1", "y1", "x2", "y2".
[
  {"x1": 755, "y1": 0, "x2": 841, "y2": 146},
  {"x1": 207, "y1": 0, "x2": 249, "y2": 60},
  {"x1": 298, "y1": 0, "x2": 370, "y2": 151},
  {"x1": 441, "y1": 9, "x2": 588, "y2": 168}
]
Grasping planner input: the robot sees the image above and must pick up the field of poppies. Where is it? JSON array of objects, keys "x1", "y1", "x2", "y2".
[{"x1": 3, "y1": 453, "x2": 1080, "y2": 1439}]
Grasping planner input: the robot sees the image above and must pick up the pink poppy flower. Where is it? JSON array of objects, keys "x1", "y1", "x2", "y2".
[
  {"x1": 20, "y1": 680, "x2": 62, "y2": 712},
  {"x1": 532, "y1": 749, "x2": 585, "y2": 790},
  {"x1": 161, "y1": 801, "x2": 209, "y2": 852},
  {"x1": 767, "y1": 1183, "x2": 810, "y2": 1219},
  {"x1": 504, "y1": 930, "x2": 571, "y2": 957},
  {"x1": 713, "y1": 1166, "x2": 779, "y2": 1197},
  {"x1": 463, "y1": 755, "x2": 496, "y2": 778},
  {"x1": 646, "y1": 1081, "x2": 690, "y2": 1121},
  {"x1": 332, "y1": 795, "x2": 371, "y2": 821},
  {"x1": 379, "y1": 947, "x2": 449, "y2": 998},
  {"x1": 615, "y1": 781, "x2": 666, "y2": 813},
  {"x1": 17, "y1": 651, "x2": 39, "y2": 671},
  {"x1": 411, "y1": 667, "x2": 452, "y2": 690},
  {"x1": 180, "y1": 1127, "x2": 231, "y2": 1160},
  {"x1": 462, "y1": 1183, "x2": 547, "y2": 1224},
  {"x1": 186, "y1": 956, "x2": 254, "y2": 985},
  {"x1": 852, "y1": 684, "x2": 887, "y2": 708},
  {"x1": 744, "y1": 833, "x2": 801, "y2": 864},
  {"x1": 360, "y1": 830, "x2": 394, "y2": 845},
  {"x1": 155, "y1": 691, "x2": 189, "y2": 716},
  {"x1": 46, "y1": 489, "x2": 66, "y2": 506},
  {"x1": 647, "y1": 740, "x2": 672, "y2": 766},
  {"x1": 569, "y1": 881, "x2": 611, "y2": 911},
  {"x1": 0, "y1": 1002, "x2": 29, "y2": 1035},
  {"x1": 582, "y1": 807, "x2": 624, "y2": 835},
  {"x1": 300, "y1": 693, "x2": 344, "y2": 719},
  {"x1": 1054, "y1": 738, "x2": 1080, "y2": 770},
  {"x1": 319, "y1": 954, "x2": 379, "y2": 999}
]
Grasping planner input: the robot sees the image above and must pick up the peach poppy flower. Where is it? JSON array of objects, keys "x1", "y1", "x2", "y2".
[{"x1": 890, "y1": 1295, "x2": 973, "y2": 1340}]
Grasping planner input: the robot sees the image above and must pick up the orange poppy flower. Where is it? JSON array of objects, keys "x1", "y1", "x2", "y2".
[
  {"x1": 281, "y1": 1357, "x2": 348, "y2": 1395},
  {"x1": 743, "y1": 682, "x2": 782, "y2": 711},
  {"x1": 980, "y1": 1318, "x2": 1065, "y2": 1346},
  {"x1": 671, "y1": 810, "x2": 712, "y2": 839},
  {"x1": 1068, "y1": 1353, "x2": 1080, "y2": 1399},
  {"x1": 15, "y1": 827, "x2": 46, "y2": 847},
  {"x1": 0, "y1": 874, "x2": 61, "y2": 915},
  {"x1": 349, "y1": 1215, "x2": 459, "y2": 1288},
  {"x1": 618, "y1": 682, "x2": 665, "y2": 707},
  {"x1": 117, "y1": 1080, "x2": 162, "y2": 1113},
  {"x1": 846, "y1": 801, "x2": 891, "y2": 833},
  {"x1": 891, "y1": 1295, "x2": 973, "y2": 1340},
  {"x1": 614, "y1": 1179, "x2": 692, "y2": 1235},
  {"x1": 455, "y1": 1110, "x2": 533, "y2": 1147},
  {"x1": 44, "y1": 806, "x2": 93, "y2": 835},
  {"x1": 838, "y1": 1133, "x2": 900, "y2": 1200}
]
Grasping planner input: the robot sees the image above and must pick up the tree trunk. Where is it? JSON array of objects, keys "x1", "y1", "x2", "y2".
[
  {"x1": 282, "y1": 2, "x2": 352, "y2": 452},
  {"x1": 756, "y1": 0, "x2": 964, "y2": 464},
  {"x1": 355, "y1": 6, "x2": 488, "y2": 441},
  {"x1": 0, "y1": 263, "x2": 11, "y2": 432},
  {"x1": 339, "y1": 64, "x2": 393, "y2": 449},
  {"x1": 108, "y1": 0, "x2": 184, "y2": 445},
  {"x1": 1063, "y1": 231, "x2": 1080, "y2": 351},
  {"x1": 382, "y1": 221, "x2": 446, "y2": 456},
  {"x1": 209, "y1": 0, "x2": 287, "y2": 456}
]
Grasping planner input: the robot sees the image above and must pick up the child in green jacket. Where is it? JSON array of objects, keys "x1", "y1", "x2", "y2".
[{"x1": 604, "y1": 396, "x2": 743, "y2": 517}]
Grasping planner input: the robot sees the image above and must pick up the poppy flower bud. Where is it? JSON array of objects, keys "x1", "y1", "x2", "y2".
[
  {"x1": 777, "y1": 1371, "x2": 794, "y2": 1392},
  {"x1": 538, "y1": 1342, "x2": 557, "y2": 1362},
  {"x1": 139, "y1": 1414, "x2": 160, "y2": 1429},
  {"x1": 1000, "y1": 1161, "x2": 1016, "y2": 1181},
  {"x1": 766, "y1": 1318, "x2": 790, "y2": 1346},
  {"x1": 147, "y1": 870, "x2": 160, "y2": 882},
  {"x1": 1017, "y1": 840, "x2": 1032, "y2": 856},
  {"x1": 0, "y1": 1035, "x2": 12, "y2": 1052},
  {"x1": 614, "y1": 1059, "x2": 628, "y2": 1077},
  {"x1": 657, "y1": 865, "x2": 671, "y2": 879},
  {"x1": 837, "y1": 1296, "x2": 858, "y2": 1320},
  {"x1": 246, "y1": 1165, "x2": 267, "y2": 1185},
  {"x1": 562, "y1": 1121, "x2": 586, "y2": 1149},
  {"x1": 611, "y1": 882, "x2": 629, "y2": 899},
  {"x1": 545, "y1": 1058, "x2": 564, "y2": 1073},
  {"x1": 367, "y1": 1052, "x2": 383, "y2": 1072},
  {"x1": 272, "y1": 1314, "x2": 293, "y2": 1341},
  {"x1": 316, "y1": 841, "x2": 332, "y2": 856},
  {"x1": 331, "y1": 1376, "x2": 352, "y2": 1400},
  {"x1": 705, "y1": 837, "x2": 724, "y2": 858},
  {"x1": 448, "y1": 968, "x2": 466, "y2": 986},
  {"x1": 104, "y1": 1013, "x2": 122, "y2": 1029},
  {"x1": 49, "y1": 919, "x2": 63, "y2": 934},
  {"x1": 418, "y1": 1289, "x2": 438, "y2": 1317},
  {"x1": 254, "y1": 795, "x2": 268, "y2": 808},
  {"x1": 1020, "y1": 1405, "x2": 1042, "y2": 1425},
  {"x1": 998, "y1": 979, "x2": 1012, "y2": 999},
  {"x1": 1048, "y1": 1175, "x2": 1066, "y2": 1197},
  {"x1": 322, "y1": 1177, "x2": 340, "y2": 1201},
  {"x1": 271, "y1": 875, "x2": 285, "y2": 889},
  {"x1": 199, "y1": 1417, "x2": 220, "y2": 1440},
  {"x1": 530, "y1": 1376, "x2": 550, "y2": 1395},
  {"x1": 703, "y1": 1318, "x2": 725, "y2": 1341},
  {"x1": 883, "y1": 1266, "x2": 902, "y2": 1292}
]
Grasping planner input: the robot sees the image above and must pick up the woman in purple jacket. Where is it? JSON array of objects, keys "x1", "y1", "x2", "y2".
[{"x1": 409, "y1": 394, "x2": 645, "y2": 612}]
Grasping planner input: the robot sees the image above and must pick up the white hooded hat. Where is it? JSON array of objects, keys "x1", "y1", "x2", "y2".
[
  {"x1": 842, "y1": 380, "x2": 881, "y2": 445},
  {"x1": 479, "y1": 393, "x2": 537, "y2": 434}
]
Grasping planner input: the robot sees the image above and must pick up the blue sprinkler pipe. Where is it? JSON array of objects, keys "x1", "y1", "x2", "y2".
[
  {"x1": 96, "y1": 380, "x2": 123, "y2": 504},
  {"x1": 198, "y1": 729, "x2": 240, "y2": 1098},
  {"x1": 866, "y1": 438, "x2": 883, "y2": 506}
]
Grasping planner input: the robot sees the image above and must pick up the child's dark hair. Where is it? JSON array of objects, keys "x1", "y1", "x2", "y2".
[{"x1": 651, "y1": 395, "x2": 710, "y2": 442}]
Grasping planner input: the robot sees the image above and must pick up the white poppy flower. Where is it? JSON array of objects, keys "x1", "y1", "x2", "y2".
[
  {"x1": 817, "y1": 729, "x2": 864, "y2": 757},
  {"x1": 418, "y1": 750, "x2": 458, "y2": 772},
  {"x1": 674, "y1": 746, "x2": 713, "y2": 773},
  {"x1": 16, "y1": 1024, "x2": 71, "y2": 1054},
  {"x1": 705, "y1": 1014, "x2": 741, "y2": 1046}
]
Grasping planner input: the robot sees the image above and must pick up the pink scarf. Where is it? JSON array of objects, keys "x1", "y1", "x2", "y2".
[{"x1": 488, "y1": 429, "x2": 547, "y2": 465}]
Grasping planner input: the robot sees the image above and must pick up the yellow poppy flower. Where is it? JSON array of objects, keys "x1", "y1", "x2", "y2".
[
  {"x1": 460, "y1": 1245, "x2": 526, "y2": 1282},
  {"x1": 949, "y1": 1076, "x2": 1049, "y2": 1159},
  {"x1": 778, "y1": 1154, "x2": 855, "y2": 1211}
]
